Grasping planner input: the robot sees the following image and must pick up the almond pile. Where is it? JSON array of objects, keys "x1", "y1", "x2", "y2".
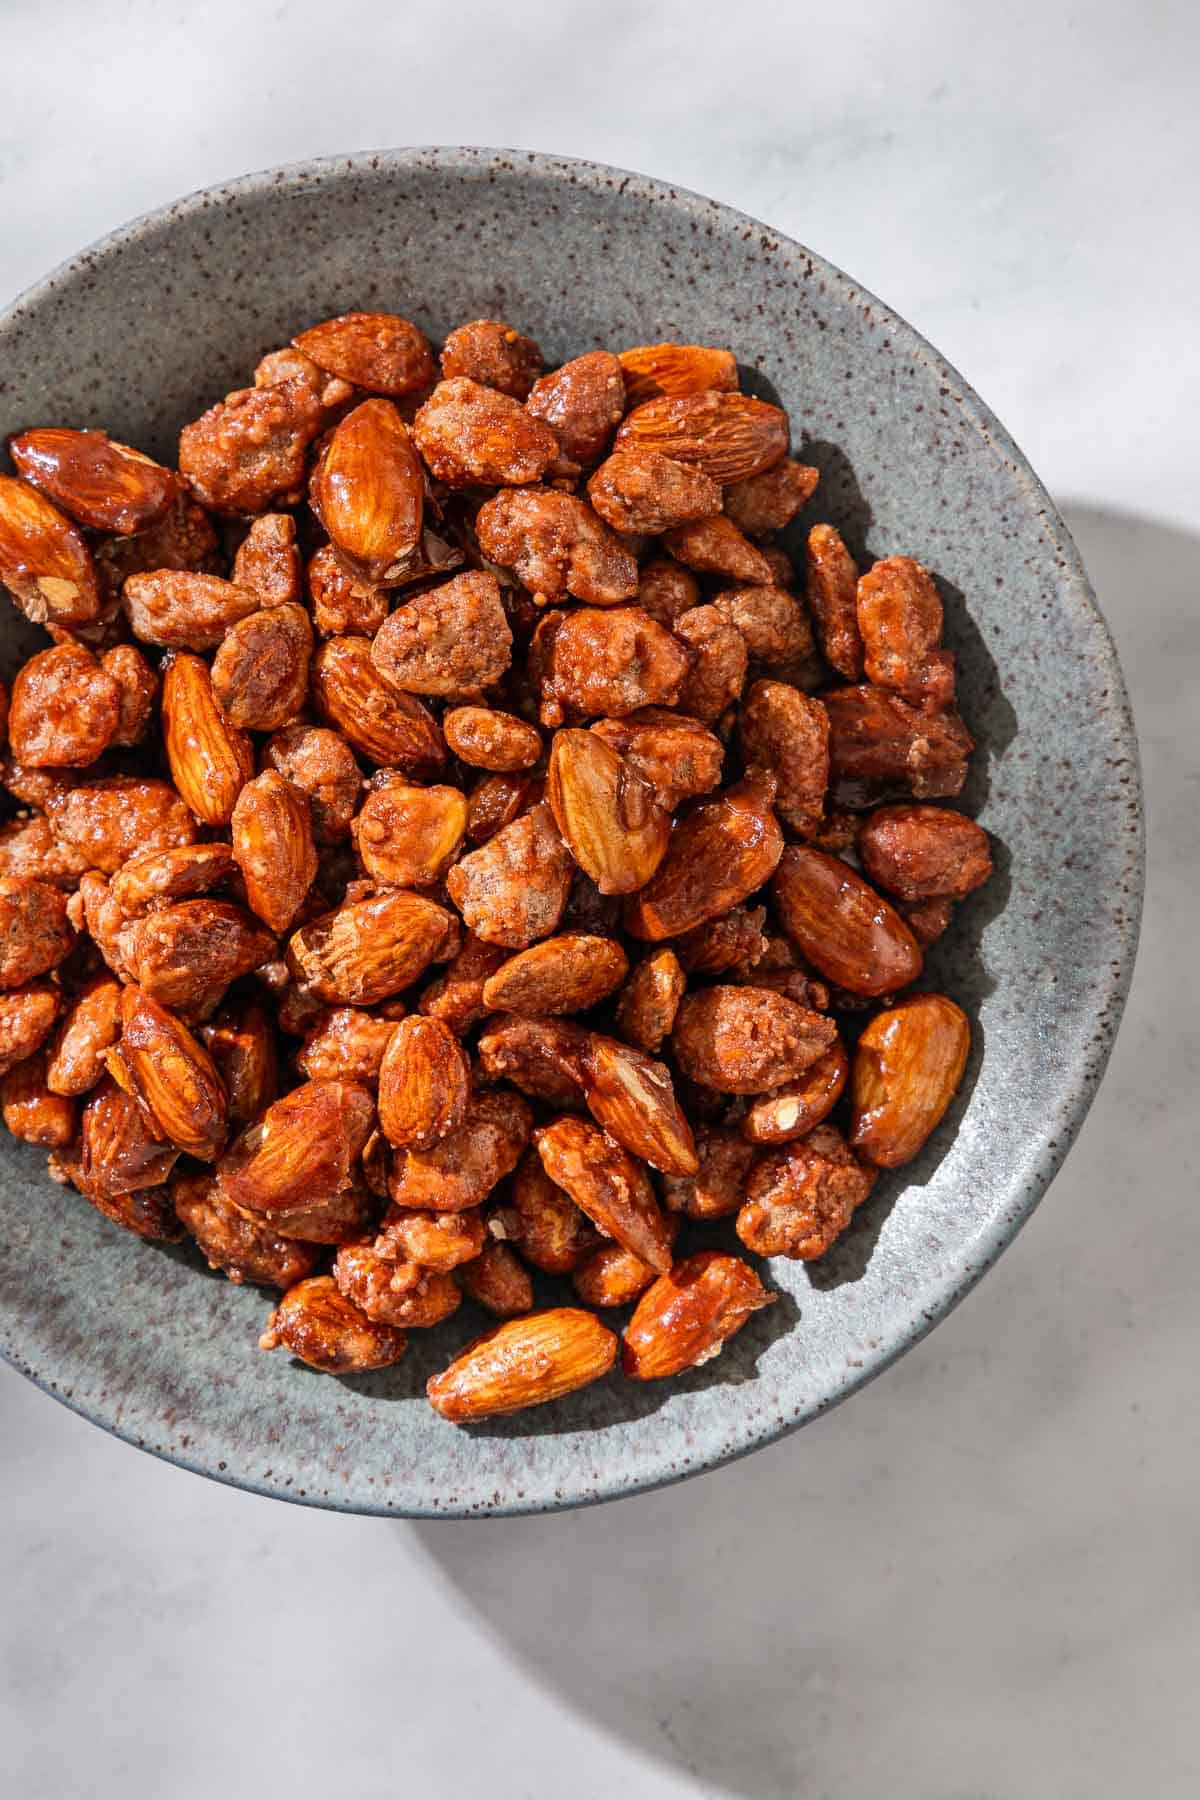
[{"x1": 0, "y1": 313, "x2": 991, "y2": 1422}]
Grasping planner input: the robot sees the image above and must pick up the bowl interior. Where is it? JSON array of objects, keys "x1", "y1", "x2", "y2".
[{"x1": 0, "y1": 150, "x2": 1142, "y2": 1515}]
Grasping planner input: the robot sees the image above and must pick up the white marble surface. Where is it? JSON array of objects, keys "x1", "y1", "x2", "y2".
[{"x1": 3, "y1": 3, "x2": 1198, "y2": 1795}]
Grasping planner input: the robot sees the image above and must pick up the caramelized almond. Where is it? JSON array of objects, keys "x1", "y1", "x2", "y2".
[
  {"x1": 309, "y1": 398, "x2": 424, "y2": 583},
  {"x1": 546, "y1": 729, "x2": 670, "y2": 896},
  {"x1": 9, "y1": 428, "x2": 177, "y2": 535}
]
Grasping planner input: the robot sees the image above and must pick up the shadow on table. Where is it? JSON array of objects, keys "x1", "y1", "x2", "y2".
[{"x1": 399, "y1": 507, "x2": 1193, "y2": 1798}]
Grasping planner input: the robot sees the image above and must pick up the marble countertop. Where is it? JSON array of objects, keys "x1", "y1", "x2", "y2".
[{"x1": 3, "y1": 3, "x2": 1197, "y2": 1795}]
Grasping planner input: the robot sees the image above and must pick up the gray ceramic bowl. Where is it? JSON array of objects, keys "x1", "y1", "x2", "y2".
[{"x1": 0, "y1": 149, "x2": 1142, "y2": 1516}]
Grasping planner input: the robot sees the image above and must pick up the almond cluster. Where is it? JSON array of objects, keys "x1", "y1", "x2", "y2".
[{"x1": 0, "y1": 314, "x2": 990, "y2": 1421}]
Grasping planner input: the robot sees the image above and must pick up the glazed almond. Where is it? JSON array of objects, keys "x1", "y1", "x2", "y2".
[
  {"x1": 9, "y1": 428, "x2": 177, "y2": 535},
  {"x1": 427, "y1": 1308, "x2": 617, "y2": 1422},
  {"x1": 378, "y1": 1016, "x2": 471, "y2": 1150},
  {"x1": 161, "y1": 653, "x2": 254, "y2": 826},
  {"x1": 624, "y1": 773, "x2": 783, "y2": 941},
  {"x1": 850, "y1": 993, "x2": 970, "y2": 1167},
  {"x1": 310, "y1": 398, "x2": 424, "y2": 583},
  {"x1": 622, "y1": 1251, "x2": 774, "y2": 1380},
  {"x1": 546, "y1": 730, "x2": 670, "y2": 897},
  {"x1": 0, "y1": 474, "x2": 102, "y2": 628},
  {"x1": 771, "y1": 845, "x2": 923, "y2": 996},
  {"x1": 293, "y1": 310, "x2": 436, "y2": 394}
]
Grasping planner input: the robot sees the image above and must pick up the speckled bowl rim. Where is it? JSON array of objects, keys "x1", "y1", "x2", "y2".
[{"x1": 0, "y1": 147, "x2": 1143, "y2": 1516}]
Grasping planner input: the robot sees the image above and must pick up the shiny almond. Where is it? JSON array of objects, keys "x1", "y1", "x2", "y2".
[
  {"x1": 9, "y1": 427, "x2": 178, "y2": 535},
  {"x1": 546, "y1": 729, "x2": 670, "y2": 896},
  {"x1": 161, "y1": 652, "x2": 255, "y2": 826},
  {"x1": 427, "y1": 1308, "x2": 618, "y2": 1422},
  {"x1": 309, "y1": 398, "x2": 424, "y2": 583},
  {"x1": 771, "y1": 844, "x2": 923, "y2": 996},
  {"x1": 849, "y1": 993, "x2": 970, "y2": 1167}
]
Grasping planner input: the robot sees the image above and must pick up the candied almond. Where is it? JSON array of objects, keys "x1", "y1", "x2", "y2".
[
  {"x1": 9, "y1": 428, "x2": 178, "y2": 536},
  {"x1": 475, "y1": 487, "x2": 638, "y2": 606},
  {"x1": 418, "y1": 932, "x2": 508, "y2": 1035},
  {"x1": 116, "y1": 985, "x2": 228, "y2": 1161},
  {"x1": 737, "y1": 679, "x2": 829, "y2": 837},
  {"x1": 263, "y1": 724, "x2": 362, "y2": 843},
  {"x1": 722, "y1": 459, "x2": 819, "y2": 537},
  {"x1": 614, "y1": 391, "x2": 788, "y2": 484},
  {"x1": 634, "y1": 557, "x2": 700, "y2": 627},
  {"x1": 856, "y1": 555, "x2": 953, "y2": 708},
  {"x1": 805, "y1": 524, "x2": 864, "y2": 679},
  {"x1": 293, "y1": 311, "x2": 436, "y2": 395},
  {"x1": 482, "y1": 933, "x2": 628, "y2": 1016},
  {"x1": 0, "y1": 474, "x2": 102, "y2": 629},
  {"x1": 849, "y1": 993, "x2": 970, "y2": 1167},
  {"x1": 617, "y1": 343, "x2": 738, "y2": 405},
  {"x1": 173, "y1": 1168, "x2": 318, "y2": 1289},
  {"x1": 0, "y1": 983, "x2": 62, "y2": 1079},
  {"x1": 590, "y1": 708, "x2": 724, "y2": 810},
  {"x1": 661, "y1": 1126, "x2": 758, "y2": 1220},
  {"x1": 378, "y1": 1016, "x2": 471, "y2": 1150},
  {"x1": 102, "y1": 645, "x2": 157, "y2": 747},
  {"x1": 297, "y1": 1006, "x2": 399, "y2": 1085},
  {"x1": 823, "y1": 684, "x2": 973, "y2": 804},
  {"x1": 288, "y1": 888, "x2": 458, "y2": 1006},
  {"x1": 546, "y1": 729, "x2": 670, "y2": 896},
  {"x1": 8, "y1": 643, "x2": 120, "y2": 769},
  {"x1": 312, "y1": 635, "x2": 446, "y2": 772},
  {"x1": 440, "y1": 319, "x2": 542, "y2": 399},
  {"x1": 526, "y1": 350, "x2": 626, "y2": 465},
  {"x1": 389, "y1": 1087, "x2": 531, "y2": 1213},
  {"x1": 306, "y1": 543, "x2": 389, "y2": 638},
  {"x1": 259, "y1": 1276, "x2": 407, "y2": 1373},
  {"x1": 581, "y1": 1034, "x2": 698, "y2": 1176},
  {"x1": 412, "y1": 377, "x2": 558, "y2": 487},
  {"x1": 161, "y1": 653, "x2": 254, "y2": 826},
  {"x1": 534, "y1": 1115, "x2": 673, "y2": 1273},
  {"x1": 446, "y1": 803, "x2": 572, "y2": 949},
  {"x1": 539, "y1": 606, "x2": 690, "y2": 725},
  {"x1": 614, "y1": 948, "x2": 685, "y2": 1053},
  {"x1": 353, "y1": 781, "x2": 467, "y2": 888},
  {"x1": 622, "y1": 1250, "x2": 774, "y2": 1379},
  {"x1": 232, "y1": 512, "x2": 301, "y2": 606},
  {"x1": 587, "y1": 449, "x2": 721, "y2": 535},
  {"x1": 857, "y1": 805, "x2": 992, "y2": 902},
  {"x1": 334, "y1": 1241, "x2": 461, "y2": 1329},
  {"x1": 232, "y1": 769, "x2": 318, "y2": 932},
  {"x1": 674, "y1": 604, "x2": 748, "y2": 723},
  {"x1": 375, "y1": 1203, "x2": 487, "y2": 1272},
  {"x1": 211, "y1": 602, "x2": 312, "y2": 732},
  {"x1": 220, "y1": 1078, "x2": 374, "y2": 1214},
  {"x1": 0, "y1": 877, "x2": 75, "y2": 986},
  {"x1": 427, "y1": 1308, "x2": 617, "y2": 1422},
  {"x1": 458, "y1": 1241, "x2": 533, "y2": 1318},
  {"x1": 771, "y1": 844, "x2": 923, "y2": 996},
  {"x1": 502, "y1": 1150, "x2": 596, "y2": 1273},
  {"x1": 128, "y1": 899, "x2": 275, "y2": 1013},
  {"x1": 742, "y1": 1040, "x2": 849, "y2": 1143},
  {"x1": 122, "y1": 570, "x2": 261, "y2": 650},
  {"x1": 443, "y1": 706, "x2": 542, "y2": 773},
  {"x1": 736, "y1": 1124, "x2": 876, "y2": 1260},
  {"x1": 370, "y1": 570, "x2": 512, "y2": 700},
  {"x1": 179, "y1": 377, "x2": 323, "y2": 515},
  {"x1": 310, "y1": 398, "x2": 424, "y2": 584},
  {"x1": 199, "y1": 995, "x2": 278, "y2": 1124},
  {"x1": 672, "y1": 985, "x2": 838, "y2": 1094},
  {"x1": 475, "y1": 1012, "x2": 589, "y2": 1105},
  {"x1": 663, "y1": 514, "x2": 776, "y2": 585},
  {"x1": 623, "y1": 771, "x2": 783, "y2": 941}
]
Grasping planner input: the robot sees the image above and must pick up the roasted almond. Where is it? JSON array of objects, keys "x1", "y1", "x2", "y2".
[
  {"x1": 312, "y1": 635, "x2": 446, "y2": 772},
  {"x1": 623, "y1": 772, "x2": 783, "y2": 941},
  {"x1": 116, "y1": 984, "x2": 228, "y2": 1161},
  {"x1": 9, "y1": 428, "x2": 178, "y2": 535},
  {"x1": 287, "y1": 888, "x2": 458, "y2": 1005},
  {"x1": 0, "y1": 473, "x2": 102, "y2": 627},
  {"x1": 231, "y1": 769, "x2": 318, "y2": 932},
  {"x1": 220, "y1": 1078, "x2": 375, "y2": 1214},
  {"x1": 534, "y1": 1115, "x2": 674, "y2": 1273},
  {"x1": 581, "y1": 1034, "x2": 698, "y2": 1176},
  {"x1": 427, "y1": 1307, "x2": 618, "y2": 1422},
  {"x1": 482, "y1": 934, "x2": 629, "y2": 1016},
  {"x1": 546, "y1": 729, "x2": 670, "y2": 896},
  {"x1": 613, "y1": 391, "x2": 788, "y2": 484},
  {"x1": 161, "y1": 652, "x2": 255, "y2": 826},
  {"x1": 309, "y1": 398, "x2": 424, "y2": 583},
  {"x1": 378, "y1": 1015, "x2": 471, "y2": 1150},
  {"x1": 771, "y1": 844, "x2": 923, "y2": 996},
  {"x1": 849, "y1": 993, "x2": 970, "y2": 1167},
  {"x1": 622, "y1": 1250, "x2": 775, "y2": 1380},
  {"x1": 293, "y1": 311, "x2": 436, "y2": 395},
  {"x1": 616, "y1": 342, "x2": 739, "y2": 405}
]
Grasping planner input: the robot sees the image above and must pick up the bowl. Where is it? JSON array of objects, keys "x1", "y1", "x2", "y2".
[{"x1": 0, "y1": 148, "x2": 1143, "y2": 1516}]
